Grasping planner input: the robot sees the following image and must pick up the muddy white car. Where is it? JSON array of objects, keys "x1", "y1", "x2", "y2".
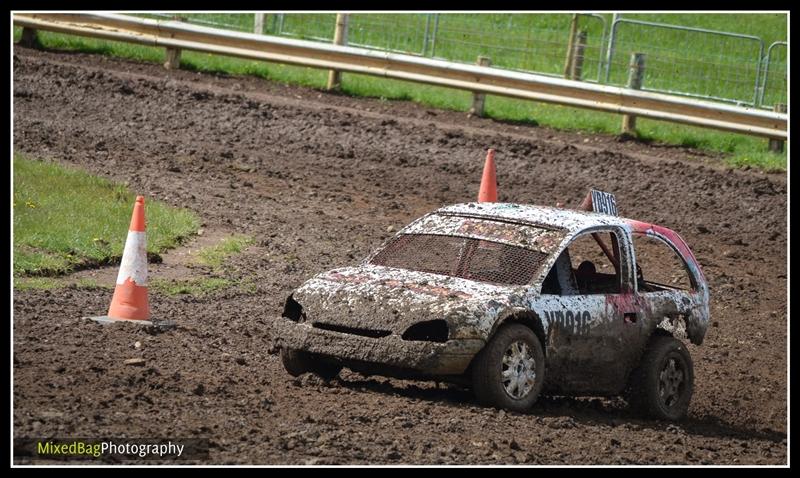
[{"x1": 273, "y1": 201, "x2": 710, "y2": 420}]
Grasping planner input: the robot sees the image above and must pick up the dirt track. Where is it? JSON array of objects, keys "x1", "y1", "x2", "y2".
[{"x1": 12, "y1": 45, "x2": 787, "y2": 465}]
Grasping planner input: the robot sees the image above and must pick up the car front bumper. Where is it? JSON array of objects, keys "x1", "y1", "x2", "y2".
[{"x1": 271, "y1": 317, "x2": 485, "y2": 376}]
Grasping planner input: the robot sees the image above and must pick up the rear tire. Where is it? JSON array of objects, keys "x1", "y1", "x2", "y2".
[
  {"x1": 471, "y1": 324, "x2": 545, "y2": 413},
  {"x1": 628, "y1": 335, "x2": 694, "y2": 421},
  {"x1": 280, "y1": 348, "x2": 342, "y2": 380}
]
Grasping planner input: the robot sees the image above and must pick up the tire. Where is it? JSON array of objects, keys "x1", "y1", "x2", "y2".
[
  {"x1": 471, "y1": 323, "x2": 545, "y2": 413},
  {"x1": 627, "y1": 335, "x2": 694, "y2": 421},
  {"x1": 280, "y1": 348, "x2": 342, "y2": 380}
]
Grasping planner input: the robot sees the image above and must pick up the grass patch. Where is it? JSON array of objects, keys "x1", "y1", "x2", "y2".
[
  {"x1": 195, "y1": 235, "x2": 254, "y2": 269},
  {"x1": 13, "y1": 277, "x2": 111, "y2": 290},
  {"x1": 13, "y1": 14, "x2": 787, "y2": 171},
  {"x1": 13, "y1": 277, "x2": 61, "y2": 290},
  {"x1": 13, "y1": 153, "x2": 201, "y2": 276}
]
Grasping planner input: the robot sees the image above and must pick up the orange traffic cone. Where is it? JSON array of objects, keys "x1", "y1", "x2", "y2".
[
  {"x1": 87, "y1": 196, "x2": 172, "y2": 328},
  {"x1": 478, "y1": 149, "x2": 497, "y2": 202}
]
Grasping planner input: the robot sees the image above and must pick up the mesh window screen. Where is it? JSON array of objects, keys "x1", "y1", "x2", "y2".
[{"x1": 371, "y1": 234, "x2": 548, "y2": 286}]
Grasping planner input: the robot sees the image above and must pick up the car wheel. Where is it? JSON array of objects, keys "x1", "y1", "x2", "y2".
[
  {"x1": 280, "y1": 348, "x2": 342, "y2": 380},
  {"x1": 471, "y1": 323, "x2": 545, "y2": 413},
  {"x1": 627, "y1": 335, "x2": 694, "y2": 421}
]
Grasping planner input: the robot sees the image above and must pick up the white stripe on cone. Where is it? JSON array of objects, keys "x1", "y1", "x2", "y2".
[{"x1": 116, "y1": 231, "x2": 148, "y2": 286}]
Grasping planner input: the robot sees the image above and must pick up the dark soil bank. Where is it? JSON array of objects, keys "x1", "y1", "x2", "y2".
[{"x1": 13, "y1": 46, "x2": 787, "y2": 464}]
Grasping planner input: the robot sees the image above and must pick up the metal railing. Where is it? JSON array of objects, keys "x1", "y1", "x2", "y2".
[
  {"x1": 13, "y1": 13, "x2": 786, "y2": 140},
  {"x1": 130, "y1": 13, "x2": 786, "y2": 111}
]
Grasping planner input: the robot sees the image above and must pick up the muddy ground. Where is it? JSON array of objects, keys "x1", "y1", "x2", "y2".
[{"x1": 12, "y1": 45, "x2": 787, "y2": 465}]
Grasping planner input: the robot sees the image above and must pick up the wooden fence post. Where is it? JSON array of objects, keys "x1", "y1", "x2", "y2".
[
  {"x1": 164, "y1": 48, "x2": 182, "y2": 70},
  {"x1": 254, "y1": 13, "x2": 266, "y2": 34},
  {"x1": 563, "y1": 14, "x2": 579, "y2": 78},
  {"x1": 621, "y1": 52, "x2": 646, "y2": 135},
  {"x1": 20, "y1": 27, "x2": 39, "y2": 48},
  {"x1": 769, "y1": 103, "x2": 787, "y2": 152},
  {"x1": 569, "y1": 30, "x2": 587, "y2": 80},
  {"x1": 469, "y1": 56, "x2": 492, "y2": 117},
  {"x1": 326, "y1": 13, "x2": 349, "y2": 91},
  {"x1": 163, "y1": 15, "x2": 184, "y2": 70}
]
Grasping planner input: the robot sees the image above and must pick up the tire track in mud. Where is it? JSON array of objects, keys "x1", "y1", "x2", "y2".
[{"x1": 13, "y1": 46, "x2": 786, "y2": 464}]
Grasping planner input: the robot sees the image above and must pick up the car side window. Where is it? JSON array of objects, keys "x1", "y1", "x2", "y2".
[
  {"x1": 632, "y1": 233, "x2": 694, "y2": 292},
  {"x1": 541, "y1": 259, "x2": 561, "y2": 295},
  {"x1": 567, "y1": 231, "x2": 621, "y2": 294},
  {"x1": 542, "y1": 231, "x2": 621, "y2": 295},
  {"x1": 541, "y1": 231, "x2": 622, "y2": 295}
]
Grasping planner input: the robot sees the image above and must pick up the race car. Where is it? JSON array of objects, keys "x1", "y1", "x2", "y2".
[{"x1": 272, "y1": 197, "x2": 709, "y2": 420}]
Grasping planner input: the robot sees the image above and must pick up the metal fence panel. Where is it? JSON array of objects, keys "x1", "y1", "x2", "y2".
[
  {"x1": 273, "y1": 13, "x2": 335, "y2": 41},
  {"x1": 260, "y1": 13, "x2": 611, "y2": 81},
  {"x1": 349, "y1": 14, "x2": 430, "y2": 56},
  {"x1": 138, "y1": 12, "x2": 254, "y2": 32},
  {"x1": 760, "y1": 41, "x2": 787, "y2": 107},
  {"x1": 582, "y1": 14, "x2": 608, "y2": 82},
  {"x1": 604, "y1": 19, "x2": 765, "y2": 106},
  {"x1": 429, "y1": 14, "x2": 605, "y2": 79},
  {"x1": 430, "y1": 14, "x2": 567, "y2": 75}
]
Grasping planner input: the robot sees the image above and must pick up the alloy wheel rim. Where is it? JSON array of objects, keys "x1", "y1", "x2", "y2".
[
  {"x1": 501, "y1": 340, "x2": 537, "y2": 399},
  {"x1": 658, "y1": 356, "x2": 686, "y2": 408}
]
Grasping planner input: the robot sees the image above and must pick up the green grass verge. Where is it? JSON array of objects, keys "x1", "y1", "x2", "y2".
[
  {"x1": 195, "y1": 235, "x2": 255, "y2": 269},
  {"x1": 13, "y1": 153, "x2": 201, "y2": 276},
  {"x1": 13, "y1": 22, "x2": 786, "y2": 171},
  {"x1": 13, "y1": 277, "x2": 111, "y2": 291}
]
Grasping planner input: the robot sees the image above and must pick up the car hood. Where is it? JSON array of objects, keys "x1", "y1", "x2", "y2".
[{"x1": 292, "y1": 264, "x2": 524, "y2": 337}]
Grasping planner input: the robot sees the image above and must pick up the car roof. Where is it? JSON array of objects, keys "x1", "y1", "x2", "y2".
[{"x1": 435, "y1": 202, "x2": 636, "y2": 235}]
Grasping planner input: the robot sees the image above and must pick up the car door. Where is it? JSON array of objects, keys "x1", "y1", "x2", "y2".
[
  {"x1": 533, "y1": 226, "x2": 641, "y2": 394},
  {"x1": 630, "y1": 230, "x2": 702, "y2": 339}
]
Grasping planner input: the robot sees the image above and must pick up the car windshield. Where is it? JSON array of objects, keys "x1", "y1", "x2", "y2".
[{"x1": 369, "y1": 234, "x2": 549, "y2": 286}]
